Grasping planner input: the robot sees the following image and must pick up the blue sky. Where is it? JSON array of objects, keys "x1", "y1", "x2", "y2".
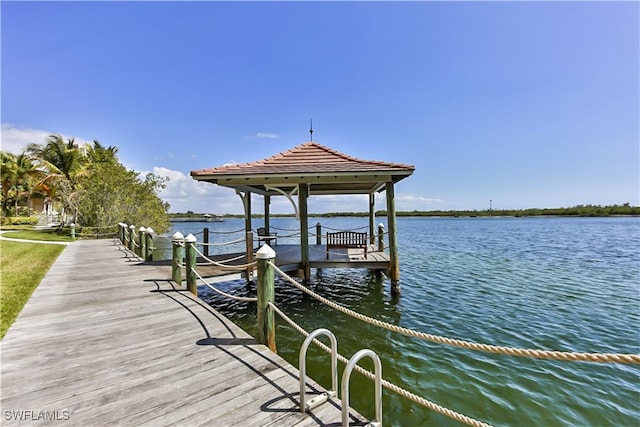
[{"x1": 2, "y1": 1, "x2": 638, "y2": 214}]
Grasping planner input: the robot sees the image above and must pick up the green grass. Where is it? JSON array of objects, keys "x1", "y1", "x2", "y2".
[
  {"x1": 0, "y1": 240, "x2": 65, "y2": 339},
  {"x1": 2, "y1": 228, "x2": 74, "y2": 242}
]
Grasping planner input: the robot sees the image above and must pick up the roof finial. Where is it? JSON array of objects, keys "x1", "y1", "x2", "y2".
[{"x1": 309, "y1": 119, "x2": 313, "y2": 141}]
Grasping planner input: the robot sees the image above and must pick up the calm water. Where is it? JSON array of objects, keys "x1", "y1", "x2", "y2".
[{"x1": 168, "y1": 217, "x2": 640, "y2": 426}]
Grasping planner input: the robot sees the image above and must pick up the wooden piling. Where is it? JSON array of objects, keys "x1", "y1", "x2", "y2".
[
  {"x1": 145, "y1": 227, "x2": 154, "y2": 262},
  {"x1": 385, "y1": 182, "x2": 400, "y2": 295},
  {"x1": 299, "y1": 184, "x2": 310, "y2": 283},
  {"x1": 171, "y1": 232, "x2": 184, "y2": 285},
  {"x1": 203, "y1": 227, "x2": 209, "y2": 258},
  {"x1": 138, "y1": 226, "x2": 146, "y2": 258},
  {"x1": 378, "y1": 223, "x2": 385, "y2": 252},
  {"x1": 246, "y1": 231, "x2": 254, "y2": 283},
  {"x1": 185, "y1": 234, "x2": 197, "y2": 296},
  {"x1": 369, "y1": 193, "x2": 376, "y2": 245},
  {"x1": 256, "y1": 244, "x2": 276, "y2": 352},
  {"x1": 129, "y1": 225, "x2": 136, "y2": 252}
]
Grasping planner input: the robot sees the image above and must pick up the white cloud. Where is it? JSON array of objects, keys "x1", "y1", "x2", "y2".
[
  {"x1": 148, "y1": 173, "x2": 444, "y2": 214},
  {"x1": 249, "y1": 132, "x2": 279, "y2": 139},
  {"x1": 0, "y1": 123, "x2": 92, "y2": 154},
  {"x1": 1, "y1": 123, "x2": 50, "y2": 153},
  {"x1": 152, "y1": 166, "x2": 243, "y2": 214}
]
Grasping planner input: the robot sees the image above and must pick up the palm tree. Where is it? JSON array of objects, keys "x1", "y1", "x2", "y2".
[
  {"x1": 0, "y1": 151, "x2": 45, "y2": 217},
  {"x1": 27, "y1": 135, "x2": 84, "y2": 190},
  {"x1": 1, "y1": 151, "x2": 18, "y2": 216},
  {"x1": 27, "y1": 135, "x2": 86, "y2": 223},
  {"x1": 87, "y1": 140, "x2": 119, "y2": 164}
]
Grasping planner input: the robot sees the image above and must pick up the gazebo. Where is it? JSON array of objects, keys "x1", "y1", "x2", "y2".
[{"x1": 190, "y1": 141, "x2": 415, "y2": 293}]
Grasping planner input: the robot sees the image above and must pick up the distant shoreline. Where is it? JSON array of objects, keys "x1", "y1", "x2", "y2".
[{"x1": 169, "y1": 204, "x2": 639, "y2": 220}]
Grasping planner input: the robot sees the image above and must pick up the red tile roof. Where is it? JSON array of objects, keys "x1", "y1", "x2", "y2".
[{"x1": 191, "y1": 141, "x2": 415, "y2": 177}]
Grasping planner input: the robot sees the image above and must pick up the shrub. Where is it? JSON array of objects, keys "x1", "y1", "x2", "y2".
[{"x1": 1, "y1": 216, "x2": 39, "y2": 225}]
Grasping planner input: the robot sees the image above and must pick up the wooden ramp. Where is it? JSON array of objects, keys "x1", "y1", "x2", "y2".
[{"x1": 0, "y1": 239, "x2": 364, "y2": 426}]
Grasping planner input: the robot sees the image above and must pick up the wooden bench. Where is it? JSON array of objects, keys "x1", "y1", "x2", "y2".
[{"x1": 326, "y1": 231, "x2": 367, "y2": 259}]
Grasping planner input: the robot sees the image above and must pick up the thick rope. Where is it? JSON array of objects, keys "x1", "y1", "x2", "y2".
[
  {"x1": 270, "y1": 225, "x2": 301, "y2": 232},
  {"x1": 269, "y1": 302, "x2": 491, "y2": 427},
  {"x1": 194, "y1": 269, "x2": 257, "y2": 302},
  {"x1": 200, "y1": 237, "x2": 246, "y2": 246},
  {"x1": 208, "y1": 228, "x2": 246, "y2": 234},
  {"x1": 196, "y1": 253, "x2": 246, "y2": 266},
  {"x1": 77, "y1": 231, "x2": 118, "y2": 238},
  {"x1": 270, "y1": 263, "x2": 640, "y2": 364},
  {"x1": 193, "y1": 245, "x2": 257, "y2": 270}
]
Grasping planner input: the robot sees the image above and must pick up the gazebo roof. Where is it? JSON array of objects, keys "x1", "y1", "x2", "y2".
[{"x1": 190, "y1": 141, "x2": 415, "y2": 195}]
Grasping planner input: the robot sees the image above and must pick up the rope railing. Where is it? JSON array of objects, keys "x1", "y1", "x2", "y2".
[
  {"x1": 194, "y1": 268, "x2": 258, "y2": 302},
  {"x1": 269, "y1": 302, "x2": 491, "y2": 427},
  {"x1": 196, "y1": 253, "x2": 246, "y2": 266},
  {"x1": 77, "y1": 231, "x2": 119, "y2": 238},
  {"x1": 193, "y1": 245, "x2": 257, "y2": 270},
  {"x1": 253, "y1": 228, "x2": 301, "y2": 239},
  {"x1": 74, "y1": 225, "x2": 120, "y2": 239},
  {"x1": 200, "y1": 236, "x2": 246, "y2": 247},
  {"x1": 77, "y1": 224, "x2": 118, "y2": 230},
  {"x1": 270, "y1": 225, "x2": 301, "y2": 232},
  {"x1": 270, "y1": 262, "x2": 640, "y2": 365},
  {"x1": 209, "y1": 227, "x2": 245, "y2": 234}
]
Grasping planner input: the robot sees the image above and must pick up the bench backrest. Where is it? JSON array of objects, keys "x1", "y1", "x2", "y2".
[{"x1": 326, "y1": 231, "x2": 367, "y2": 247}]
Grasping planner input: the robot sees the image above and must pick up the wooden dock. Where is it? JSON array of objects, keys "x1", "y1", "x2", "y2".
[
  {"x1": 166, "y1": 243, "x2": 391, "y2": 280},
  {"x1": 0, "y1": 239, "x2": 364, "y2": 426}
]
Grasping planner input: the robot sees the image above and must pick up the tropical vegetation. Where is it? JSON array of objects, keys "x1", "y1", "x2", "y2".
[{"x1": 1, "y1": 134, "x2": 170, "y2": 233}]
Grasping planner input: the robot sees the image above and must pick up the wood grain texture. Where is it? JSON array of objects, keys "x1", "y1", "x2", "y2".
[{"x1": 1, "y1": 239, "x2": 365, "y2": 426}]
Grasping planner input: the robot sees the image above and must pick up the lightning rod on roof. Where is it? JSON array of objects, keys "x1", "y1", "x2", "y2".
[{"x1": 309, "y1": 119, "x2": 313, "y2": 141}]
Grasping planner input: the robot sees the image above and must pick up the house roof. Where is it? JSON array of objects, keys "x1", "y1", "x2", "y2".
[{"x1": 190, "y1": 141, "x2": 415, "y2": 195}]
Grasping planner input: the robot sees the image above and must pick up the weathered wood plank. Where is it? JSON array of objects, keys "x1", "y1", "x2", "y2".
[{"x1": 0, "y1": 239, "x2": 364, "y2": 426}]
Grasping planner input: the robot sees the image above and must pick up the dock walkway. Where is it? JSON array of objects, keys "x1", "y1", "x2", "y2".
[{"x1": 1, "y1": 239, "x2": 363, "y2": 426}]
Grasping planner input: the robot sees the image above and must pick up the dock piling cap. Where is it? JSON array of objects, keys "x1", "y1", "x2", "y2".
[
  {"x1": 256, "y1": 244, "x2": 276, "y2": 259},
  {"x1": 172, "y1": 231, "x2": 184, "y2": 241},
  {"x1": 184, "y1": 233, "x2": 197, "y2": 243}
]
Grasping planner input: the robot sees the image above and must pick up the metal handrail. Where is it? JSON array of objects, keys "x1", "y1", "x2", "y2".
[
  {"x1": 342, "y1": 349, "x2": 382, "y2": 427},
  {"x1": 299, "y1": 328, "x2": 338, "y2": 413}
]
